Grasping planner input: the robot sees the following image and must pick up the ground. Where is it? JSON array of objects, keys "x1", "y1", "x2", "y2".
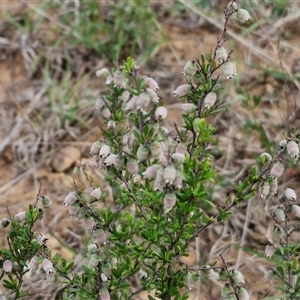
[{"x1": 1, "y1": 1, "x2": 300, "y2": 299}]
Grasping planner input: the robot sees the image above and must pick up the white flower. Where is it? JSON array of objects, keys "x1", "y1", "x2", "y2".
[
  {"x1": 216, "y1": 46, "x2": 228, "y2": 62},
  {"x1": 95, "y1": 68, "x2": 109, "y2": 78},
  {"x1": 173, "y1": 84, "x2": 191, "y2": 97},
  {"x1": 222, "y1": 62, "x2": 237, "y2": 79},
  {"x1": 99, "y1": 145, "x2": 111, "y2": 158},
  {"x1": 155, "y1": 106, "x2": 168, "y2": 120},
  {"x1": 237, "y1": 9, "x2": 251, "y2": 23},
  {"x1": 285, "y1": 188, "x2": 296, "y2": 201}
]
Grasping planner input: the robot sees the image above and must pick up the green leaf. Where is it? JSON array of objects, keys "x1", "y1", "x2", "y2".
[
  {"x1": 277, "y1": 265, "x2": 285, "y2": 278},
  {"x1": 291, "y1": 126, "x2": 296, "y2": 135}
]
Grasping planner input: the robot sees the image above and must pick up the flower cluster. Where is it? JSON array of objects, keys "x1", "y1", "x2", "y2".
[
  {"x1": 257, "y1": 138, "x2": 300, "y2": 198},
  {"x1": 220, "y1": 269, "x2": 249, "y2": 300},
  {"x1": 0, "y1": 201, "x2": 57, "y2": 285},
  {"x1": 262, "y1": 185, "x2": 300, "y2": 295}
]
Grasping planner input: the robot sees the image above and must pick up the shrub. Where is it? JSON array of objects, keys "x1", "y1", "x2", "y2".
[{"x1": 1, "y1": 1, "x2": 299, "y2": 300}]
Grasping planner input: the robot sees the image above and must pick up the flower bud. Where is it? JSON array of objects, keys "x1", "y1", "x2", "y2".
[
  {"x1": 34, "y1": 231, "x2": 48, "y2": 244},
  {"x1": 99, "y1": 287, "x2": 110, "y2": 300},
  {"x1": 173, "y1": 84, "x2": 191, "y2": 98},
  {"x1": 191, "y1": 71, "x2": 202, "y2": 84},
  {"x1": 3, "y1": 259, "x2": 12, "y2": 273},
  {"x1": 222, "y1": 62, "x2": 237, "y2": 79},
  {"x1": 236, "y1": 286, "x2": 249, "y2": 300},
  {"x1": 37, "y1": 208, "x2": 45, "y2": 220},
  {"x1": 104, "y1": 154, "x2": 117, "y2": 167},
  {"x1": 42, "y1": 258, "x2": 53, "y2": 274},
  {"x1": 259, "y1": 152, "x2": 272, "y2": 165},
  {"x1": 149, "y1": 122, "x2": 160, "y2": 136},
  {"x1": 101, "y1": 106, "x2": 111, "y2": 120},
  {"x1": 95, "y1": 98, "x2": 106, "y2": 110},
  {"x1": 221, "y1": 284, "x2": 232, "y2": 298},
  {"x1": 139, "y1": 269, "x2": 148, "y2": 281},
  {"x1": 171, "y1": 152, "x2": 185, "y2": 166},
  {"x1": 89, "y1": 254, "x2": 100, "y2": 268},
  {"x1": 111, "y1": 257, "x2": 117, "y2": 268},
  {"x1": 142, "y1": 76, "x2": 159, "y2": 91},
  {"x1": 14, "y1": 211, "x2": 26, "y2": 223},
  {"x1": 113, "y1": 70, "x2": 126, "y2": 88},
  {"x1": 270, "y1": 161, "x2": 284, "y2": 178},
  {"x1": 105, "y1": 75, "x2": 113, "y2": 85},
  {"x1": 41, "y1": 196, "x2": 52, "y2": 209},
  {"x1": 146, "y1": 88, "x2": 159, "y2": 104},
  {"x1": 176, "y1": 143, "x2": 187, "y2": 155},
  {"x1": 269, "y1": 178, "x2": 278, "y2": 195},
  {"x1": 182, "y1": 61, "x2": 197, "y2": 77},
  {"x1": 125, "y1": 95, "x2": 137, "y2": 111},
  {"x1": 155, "y1": 106, "x2": 168, "y2": 120},
  {"x1": 0, "y1": 218, "x2": 10, "y2": 228},
  {"x1": 259, "y1": 181, "x2": 270, "y2": 198},
  {"x1": 29, "y1": 255, "x2": 39, "y2": 271},
  {"x1": 64, "y1": 191, "x2": 78, "y2": 206},
  {"x1": 114, "y1": 154, "x2": 124, "y2": 169},
  {"x1": 126, "y1": 158, "x2": 139, "y2": 175},
  {"x1": 173, "y1": 170, "x2": 183, "y2": 189},
  {"x1": 168, "y1": 138, "x2": 179, "y2": 154},
  {"x1": 272, "y1": 224, "x2": 283, "y2": 243},
  {"x1": 278, "y1": 139, "x2": 287, "y2": 151},
  {"x1": 163, "y1": 193, "x2": 177, "y2": 213},
  {"x1": 107, "y1": 120, "x2": 116, "y2": 129},
  {"x1": 231, "y1": 270, "x2": 245, "y2": 285},
  {"x1": 90, "y1": 187, "x2": 102, "y2": 200},
  {"x1": 88, "y1": 243, "x2": 98, "y2": 254},
  {"x1": 102, "y1": 263, "x2": 112, "y2": 278},
  {"x1": 137, "y1": 145, "x2": 149, "y2": 161},
  {"x1": 163, "y1": 165, "x2": 176, "y2": 184},
  {"x1": 133, "y1": 173, "x2": 141, "y2": 183},
  {"x1": 216, "y1": 46, "x2": 228, "y2": 62},
  {"x1": 265, "y1": 244, "x2": 275, "y2": 258},
  {"x1": 101, "y1": 270, "x2": 111, "y2": 282},
  {"x1": 287, "y1": 140, "x2": 299, "y2": 162},
  {"x1": 285, "y1": 188, "x2": 296, "y2": 201},
  {"x1": 96, "y1": 68, "x2": 109, "y2": 78},
  {"x1": 154, "y1": 167, "x2": 165, "y2": 190},
  {"x1": 41, "y1": 245, "x2": 51, "y2": 256},
  {"x1": 150, "y1": 141, "x2": 162, "y2": 158},
  {"x1": 121, "y1": 90, "x2": 130, "y2": 102},
  {"x1": 93, "y1": 229, "x2": 107, "y2": 244},
  {"x1": 291, "y1": 274, "x2": 298, "y2": 286},
  {"x1": 46, "y1": 271, "x2": 55, "y2": 282},
  {"x1": 136, "y1": 92, "x2": 151, "y2": 111},
  {"x1": 142, "y1": 164, "x2": 159, "y2": 179},
  {"x1": 180, "y1": 103, "x2": 197, "y2": 113},
  {"x1": 68, "y1": 203, "x2": 80, "y2": 217},
  {"x1": 99, "y1": 145, "x2": 111, "y2": 158},
  {"x1": 274, "y1": 207, "x2": 285, "y2": 222},
  {"x1": 204, "y1": 92, "x2": 217, "y2": 109},
  {"x1": 237, "y1": 8, "x2": 251, "y2": 23},
  {"x1": 85, "y1": 217, "x2": 96, "y2": 232},
  {"x1": 227, "y1": 1, "x2": 237, "y2": 11},
  {"x1": 291, "y1": 205, "x2": 300, "y2": 218},
  {"x1": 219, "y1": 268, "x2": 228, "y2": 281}
]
